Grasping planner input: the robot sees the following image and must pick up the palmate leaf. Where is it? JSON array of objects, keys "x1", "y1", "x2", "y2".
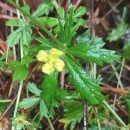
[
  {"x1": 67, "y1": 37, "x2": 119, "y2": 66},
  {"x1": 64, "y1": 55, "x2": 104, "y2": 105}
]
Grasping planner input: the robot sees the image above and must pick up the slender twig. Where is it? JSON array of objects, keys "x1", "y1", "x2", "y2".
[{"x1": 0, "y1": 96, "x2": 17, "y2": 121}]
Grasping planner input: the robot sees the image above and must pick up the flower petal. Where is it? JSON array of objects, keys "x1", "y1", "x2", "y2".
[
  {"x1": 54, "y1": 59, "x2": 65, "y2": 72},
  {"x1": 37, "y1": 50, "x2": 49, "y2": 62},
  {"x1": 50, "y1": 48, "x2": 63, "y2": 57},
  {"x1": 42, "y1": 62, "x2": 54, "y2": 74}
]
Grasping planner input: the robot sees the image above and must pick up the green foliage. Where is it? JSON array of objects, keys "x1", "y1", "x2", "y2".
[
  {"x1": 12, "y1": 64, "x2": 28, "y2": 81},
  {"x1": 4, "y1": 1, "x2": 122, "y2": 129},
  {"x1": 64, "y1": 55, "x2": 104, "y2": 105},
  {"x1": 6, "y1": 20, "x2": 32, "y2": 47},
  {"x1": 40, "y1": 100, "x2": 49, "y2": 118},
  {"x1": 19, "y1": 98, "x2": 40, "y2": 109},
  {"x1": 41, "y1": 71, "x2": 68, "y2": 117},
  {"x1": 32, "y1": 3, "x2": 50, "y2": 17},
  {"x1": 67, "y1": 35, "x2": 119, "y2": 65},
  {"x1": 27, "y1": 82, "x2": 41, "y2": 96},
  {"x1": 107, "y1": 22, "x2": 128, "y2": 42},
  {"x1": 59, "y1": 102, "x2": 83, "y2": 130},
  {"x1": 126, "y1": 99, "x2": 130, "y2": 123}
]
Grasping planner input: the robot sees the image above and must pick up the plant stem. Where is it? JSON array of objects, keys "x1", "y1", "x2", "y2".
[
  {"x1": 46, "y1": 116, "x2": 55, "y2": 130},
  {"x1": 103, "y1": 100, "x2": 126, "y2": 127},
  {"x1": 12, "y1": 81, "x2": 23, "y2": 130},
  {"x1": 95, "y1": 107, "x2": 101, "y2": 130},
  {"x1": 7, "y1": 0, "x2": 63, "y2": 48}
]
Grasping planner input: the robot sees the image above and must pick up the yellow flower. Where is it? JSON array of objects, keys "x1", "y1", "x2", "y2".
[
  {"x1": 42, "y1": 62, "x2": 54, "y2": 75},
  {"x1": 36, "y1": 50, "x2": 49, "y2": 61},
  {"x1": 50, "y1": 48, "x2": 63, "y2": 57},
  {"x1": 37, "y1": 48, "x2": 65, "y2": 75},
  {"x1": 54, "y1": 59, "x2": 65, "y2": 72}
]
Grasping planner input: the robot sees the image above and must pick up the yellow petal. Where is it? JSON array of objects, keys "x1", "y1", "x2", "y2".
[
  {"x1": 37, "y1": 50, "x2": 49, "y2": 61},
  {"x1": 42, "y1": 62, "x2": 54, "y2": 75},
  {"x1": 50, "y1": 48, "x2": 63, "y2": 57},
  {"x1": 54, "y1": 59, "x2": 65, "y2": 72}
]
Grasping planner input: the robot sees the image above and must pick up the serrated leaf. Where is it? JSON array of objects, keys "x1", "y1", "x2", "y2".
[
  {"x1": 40, "y1": 100, "x2": 49, "y2": 118},
  {"x1": 59, "y1": 102, "x2": 83, "y2": 130},
  {"x1": 7, "y1": 60, "x2": 21, "y2": 70},
  {"x1": 13, "y1": 64, "x2": 29, "y2": 81},
  {"x1": 6, "y1": 19, "x2": 22, "y2": 26},
  {"x1": 46, "y1": 17, "x2": 58, "y2": 27},
  {"x1": 35, "y1": 37, "x2": 58, "y2": 49},
  {"x1": 6, "y1": 28, "x2": 22, "y2": 47},
  {"x1": 64, "y1": 56, "x2": 104, "y2": 105},
  {"x1": 21, "y1": 55, "x2": 36, "y2": 64},
  {"x1": 57, "y1": 7, "x2": 64, "y2": 19},
  {"x1": 77, "y1": 30, "x2": 90, "y2": 43},
  {"x1": 41, "y1": 71, "x2": 58, "y2": 104},
  {"x1": 32, "y1": 3, "x2": 49, "y2": 17},
  {"x1": 41, "y1": 71, "x2": 59, "y2": 118},
  {"x1": 22, "y1": 5, "x2": 30, "y2": 14},
  {"x1": 74, "y1": 6, "x2": 86, "y2": 18},
  {"x1": 19, "y1": 98, "x2": 40, "y2": 109},
  {"x1": 27, "y1": 82, "x2": 41, "y2": 96},
  {"x1": 67, "y1": 37, "x2": 119, "y2": 65},
  {"x1": 20, "y1": 26, "x2": 32, "y2": 46}
]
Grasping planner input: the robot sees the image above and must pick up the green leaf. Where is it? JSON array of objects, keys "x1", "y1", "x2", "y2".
[
  {"x1": 19, "y1": 97, "x2": 40, "y2": 109},
  {"x1": 126, "y1": 99, "x2": 130, "y2": 123},
  {"x1": 22, "y1": 5, "x2": 30, "y2": 14},
  {"x1": 41, "y1": 71, "x2": 58, "y2": 105},
  {"x1": 64, "y1": 56, "x2": 104, "y2": 105},
  {"x1": 107, "y1": 22, "x2": 128, "y2": 41},
  {"x1": 35, "y1": 37, "x2": 58, "y2": 49},
  {"x1": 7, "y1": 60, "x2": 21, "y2": 70},
  {"x1": 40, "y1": 100, "x2": 49, "y2": 118},
  {"x1": 57, "y1": 7, "x2": 64, "y2": 19},
  {"x1": 20, "y1": 25, "x2": 32, "y2": 46},
  {"x1": 13, "y1": 64, "x2": 29, "y2": 81},
  {"x1": 6, "y1": 19, "x2": 23, "y2": 26},
  {"x1": 67, "y1": 37, "x2": 119, "y2": 65},
  {"x1": 59, "y1": 102, "x2": 83, "y2": 130},
  {"x1": 32, "y1": 3, "x2": 49, "y2": 17},
  {"x1": 46, "y1": 17, "x2": 58, "y2": 27},
  {"x1": 6, "y1": 28, "x2": 22, "y2": 47},
  {"x1": 74, "y1": 6, "x2": 86, "y2": 18},
  {"x1": 21, "y1": 55, "x2": 36, "y2": 64},
  {"x1": 77, "y1": 30, "x2": 90, "y2": 43},
  {"x1": 27, "y1": 82, "x2": 41, "y2": 96}
]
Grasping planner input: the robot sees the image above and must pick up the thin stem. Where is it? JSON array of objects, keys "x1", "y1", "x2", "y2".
[
  {"x1": 95, "y1": 107, "x2": 101, "y2": 130},
  {"x1": 113, "y1": 58, "x2": 125, "y2": 108},
  {"x1": 12, "y1": 81, "x2": 23, "y2": 130},
  {"x1": 103, "y1": 100, "x2": 126, "y2": 127},
  {"x1": 0, "y1": 100, "x2": 12, "y2": 103},
  {"x1": 111, "y1": 65, "x2": 124, "y2": 89},
  {"x1": 7, "y1": 0, "x2": 63, "y2": 48},
  {"x1": 46, "y1": 117, "x2": 55, "y2": 130}
]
